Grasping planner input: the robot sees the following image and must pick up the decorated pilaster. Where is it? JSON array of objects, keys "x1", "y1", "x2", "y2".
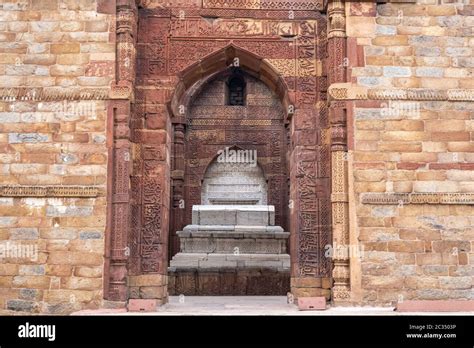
[
  {"x1": 105, "y1": 0, "x2": 137, "y2": 301},
  {"x1": 327, "y1": 0, "x2": 351, "y2": 303},
  {"x1": 170, "y1": 121, "x2": 186, "y2": 257},
  {"x1": 116, "y1": 0, "x2": 137, "y2": 90}
]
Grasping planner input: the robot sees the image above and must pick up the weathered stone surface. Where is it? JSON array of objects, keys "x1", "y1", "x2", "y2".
[
  {"x1": 8, "y1": 133, "x2": 49, "y2": 143},
  {"x1": 79, "y1": 231, "x2": 102, "y2": 239},
  {"x1": 19, "y1": 288, "x2": 42, "y2": 301},
  {"x1": 19, "y1": 265, "x2": 45, "y2": 276},
  {"x1": 46, "y1": 206, "x2": 94, "y2": 217},
  {"x1": 6, "y1": 299, "x2": 40, "y2": 313},
  {"x1": 47, "y1": 251, "x2": 103, "y2": 266},
  {"x1": 10, "y1": 228, "x2": 39, "y2": 240},
  {"x1": 12, "y1": 276, "x2": 51, "y2": 289}
]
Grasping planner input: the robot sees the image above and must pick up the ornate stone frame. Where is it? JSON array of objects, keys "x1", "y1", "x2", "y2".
[{"x1": 104, "y1": 0, "x2": 351, "y2": 304}]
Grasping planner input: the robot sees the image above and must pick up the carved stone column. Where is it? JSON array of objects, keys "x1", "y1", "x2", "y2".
[
  {"x1": 170, "y1": 122, "x2": 186, "y2": 258},
  {"x1": 105, "y1": 0, "x2": 137, "y2": 301},
  {"x1": 330, "y1": 106, "x2": 351, "y2": 303},
  {"x1": 106, "y1": 102, "x2": 132, "y2": 301},
  {"x1": 327, "y1": 0, "x2": 351, "y2": 303},
  {"x1": 288, "y1": 17, "x2": 332, "y2": 300},
  {"x1": 116, "y1": 1, "x2": 137, "y2": 87}
]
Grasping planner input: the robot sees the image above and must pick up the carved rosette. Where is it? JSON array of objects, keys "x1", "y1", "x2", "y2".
[{"x1": 327, "y1": 0, "x2": 350, "y2": 303}]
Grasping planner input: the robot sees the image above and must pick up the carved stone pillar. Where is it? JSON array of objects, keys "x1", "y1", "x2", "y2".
[
  {"x1": 106, "y1": 102, "x2": 132, "y2": 301},
  {"x1": 328, "y1": 0, "x2": 351, "y2": 303},
  {"x1": 116, "y1": 1, "x2": 137, "y2": 87},
  {"x1": 288, "y1": 16, "x2": 332, "y2": 300},
  {"x1": 105, "y1": 0, "x2": 137, "y2": 301},
  {"x1": 170, "y1": 122, "x2": 186, "y2": 258},
  {"x1": 330, "y1": 105, "x2": 350, "y2": 302}
]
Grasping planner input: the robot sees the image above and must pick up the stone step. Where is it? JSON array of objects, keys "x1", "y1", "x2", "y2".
[
  {"x1": 178, "y1": 236, "x2": 288, "y2": 254},
  {"x1": 169, "y1": 253, "x2": 291, "y2": 271},
  {"x1": 180, "y1": 225, "x2": 287, "y2": 237}
]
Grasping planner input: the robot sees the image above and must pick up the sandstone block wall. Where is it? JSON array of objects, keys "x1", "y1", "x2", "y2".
[
  {"x1": 0, "y1": 0, "x2": 114, "y2": 313},
  {"x1": 347, "y1": 0, "x2": 473, "y2": 305}
]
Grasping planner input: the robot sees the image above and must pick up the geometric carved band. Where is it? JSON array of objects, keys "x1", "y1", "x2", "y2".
[
  {"x1": 361, "y1": 193, "x2": 474, "y2": 205},
  {"x1": 328, "y1": 83, "x2": 474, "y2": 102},
  {"x1": 0, "y1": 87, "x2": 109, "y2": 101},
  {"x1": 202, "y1": 0, "x2": 325, "y2": 11},
  {"x1": 0, "y1": 185, "x2": 101, "y2": 198}
]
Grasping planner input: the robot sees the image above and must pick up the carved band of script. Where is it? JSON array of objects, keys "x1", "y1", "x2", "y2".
[{"x1": 202, "y1": 0, "x2": 325, "y2": 11}]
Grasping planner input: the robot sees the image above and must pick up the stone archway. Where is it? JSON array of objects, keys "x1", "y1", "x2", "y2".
[
  {"x1": 170, "y1": 63, "x2": 290, "y2": 256},
  {"x1": 105, "y1": 0, "x2": 351, "y2": 305},
  {"x1": 168, "y1": 62, "x2": 291, "y2": 295},
  {"x1": 167, "y1": 43, "x2": 334, "y2": 291}
]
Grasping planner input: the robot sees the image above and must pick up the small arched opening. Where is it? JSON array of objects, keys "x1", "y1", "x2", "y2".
[{"x1": 226, "y1": 71, "x2": 247, "y2": 106}]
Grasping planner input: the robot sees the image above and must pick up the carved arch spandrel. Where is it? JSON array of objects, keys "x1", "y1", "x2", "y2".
[{"x1": 169, "y1": 44, "x2": 295, "y2": 122}]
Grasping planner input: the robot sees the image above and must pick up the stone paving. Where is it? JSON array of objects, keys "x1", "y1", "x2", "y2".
[{"x1": 71, "y1": 296, "x2": 474, "y2": 316}]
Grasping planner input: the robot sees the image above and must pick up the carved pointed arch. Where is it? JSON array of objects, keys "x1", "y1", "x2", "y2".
[{"x1": 168, "y1": 44, "x2": 294, "y2": 121}]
